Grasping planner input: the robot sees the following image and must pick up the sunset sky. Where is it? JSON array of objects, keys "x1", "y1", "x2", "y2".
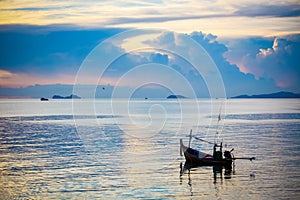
[{"x1": 0, "y1": 0, "x2": 299, "y2": 97}]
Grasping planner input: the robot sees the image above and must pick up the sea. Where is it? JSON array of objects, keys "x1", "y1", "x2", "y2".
[{"x1": 0, "y1": 98, "x2": 299, "y2": 199}]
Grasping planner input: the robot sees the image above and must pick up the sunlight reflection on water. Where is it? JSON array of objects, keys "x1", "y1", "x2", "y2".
[{"x1": 0, "y1": 99, "x2": 299, "y2": 199}]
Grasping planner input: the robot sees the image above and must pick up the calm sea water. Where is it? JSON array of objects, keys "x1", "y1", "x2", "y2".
[{"x1": 0, "y1": 98, "x2": 299, "y2": 199}]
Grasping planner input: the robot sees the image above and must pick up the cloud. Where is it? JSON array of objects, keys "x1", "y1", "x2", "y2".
[
  {"x1": 108, "y1": 3, "x2": 300, "y2": 26},
  {"x1": 224, "y1": 37, "x2": 274, "y2": 72},
  {"x1": 0, "y1": 6, "x2": 75, "y2": 11},
  {"x1": 0, "y1": 25, "x2": 295, "y2": 97},
  {"x1": 139, "y1": 31, "x2": 279, "y2": 96},
  {"x1": 0, "y1": 25, "x2": 124, "y2": 75},
  {"x1": 226, "y1": 34, "x2": 300, "y2": 91},
  {"x1": 234, "y1": 3, "x2": 300, "y2": 18},
  {"x1": 107, "y1": 14, "x2": 231, "y2": 25},
  {"x1": 0, "y1": 84, "x2": 75, "y2": 98},
  {"x1": 188, "y1": 32, "x2": 281, "y2": 95},
  {"x1": 0, "y1": 69, "x2": 78, "y2": 88},
  {"x1": 149, "y1": 53, "x2": 169, "y2": 65},
  {"x1": 1, "y1": 1, "x2": 299, "y2": 37}
]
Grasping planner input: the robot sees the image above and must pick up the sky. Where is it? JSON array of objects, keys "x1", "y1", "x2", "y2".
[{"x1": 0, "y1": 0, "x2": 299, "y2": 98}]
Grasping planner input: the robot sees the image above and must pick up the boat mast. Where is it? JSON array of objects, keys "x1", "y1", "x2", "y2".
[
  {"x1": 214, "y1": 104, "x2": 223, "y2": 145},
  {"x1": 188, "y1": 129, "x2": 192, "y2": 148}
]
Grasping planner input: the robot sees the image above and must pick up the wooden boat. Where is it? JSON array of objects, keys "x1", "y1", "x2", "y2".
[
  {"x1": 180, "y1": 109, "x2": 255, "y2": 167},
  {"x1": 180, "y1": 130, "x2": 255, "y2": 167},
  {"x1": 180, "y1": 139, "x2": 233, "y2": 167}
]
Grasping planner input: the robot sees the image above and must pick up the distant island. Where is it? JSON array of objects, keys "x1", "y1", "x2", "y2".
[
  {"x1": 52, "y1": 94, "x2": 81, "y2": 99},
  {"x1": 167, "y1": 95, "x2": 187, "y2": 99},
  {"x1": 232, "y1": 91, "x2": 300, "y2": 98},
  {"x1": 40, "y1": 97, "x2": 49, "y2": 101}
]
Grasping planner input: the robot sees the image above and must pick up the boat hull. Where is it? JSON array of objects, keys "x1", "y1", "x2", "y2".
[
  {"x1": 184, "y1": 150, "x2": 232, "y2": 167},
  {"x1": 180, "y1": 139, "x2": 232, "y2": 167}
]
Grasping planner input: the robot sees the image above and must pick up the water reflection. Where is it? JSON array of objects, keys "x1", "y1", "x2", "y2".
[
  {"x1": 180, "y1": 162, "x2": 235, "y2": 196},
  {"x1": 212, "y1": 165, "x2": 233, "y2": 183},
  {"x1": 1, "y1": 99, "x2": 300, "y2": 199}
]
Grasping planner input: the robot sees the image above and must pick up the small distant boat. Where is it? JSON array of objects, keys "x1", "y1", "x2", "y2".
[{"x1": 40, "y1": 97, "x2": 49, "y2": 101}]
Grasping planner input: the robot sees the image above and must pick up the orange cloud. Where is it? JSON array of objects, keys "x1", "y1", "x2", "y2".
[
  {"x1": 0, "y1": 0, "x2": 299, "y2": 37},
  {"x1": 0, "y1": 69, "x2": 120, "y2": 88},
  {"x1": 0, "y1": 70, "x2": 75, "y2": 87}
]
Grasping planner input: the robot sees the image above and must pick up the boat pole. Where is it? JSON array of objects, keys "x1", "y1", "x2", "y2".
[
  {"x1": 214, "y1": 102, "x2": 223, "y2": 144},
  {"x1": 233, "y1": 157, "x2": 256, "y2": 161},
  {"x1": 188, "y1": 129, "x2": 192, "y2": 148},
  {"x1": 180, "y1": 139, "x2": 183, "y2": 156}
]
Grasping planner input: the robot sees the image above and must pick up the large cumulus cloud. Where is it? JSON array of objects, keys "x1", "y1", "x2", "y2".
[
  {"x1": 0, "y1": 25, "x2": 290, "y2": 97},
  {"x1": 189, "y1": 32, "x2": 279, "y2": 96},
  {"x1": 226, "y1": 35, "x2": 300, "y2": 92}
]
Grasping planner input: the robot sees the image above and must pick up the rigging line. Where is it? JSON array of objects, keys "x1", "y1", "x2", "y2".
[
  {"x1": 214, "y1": 101, "x2": 224, "y2": 144},
  {"x1": 192, "y1": 135, "x2": 215, "y2": 145}
]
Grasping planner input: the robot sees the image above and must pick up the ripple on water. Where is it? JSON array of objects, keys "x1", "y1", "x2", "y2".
[{"x1": 0, "y1": 109, "x2": 300, "y2": 199}]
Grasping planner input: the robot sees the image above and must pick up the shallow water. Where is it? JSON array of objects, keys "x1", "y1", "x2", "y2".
[{"x1": 0, "y1": 98, "x2": 299, "y2": 199}]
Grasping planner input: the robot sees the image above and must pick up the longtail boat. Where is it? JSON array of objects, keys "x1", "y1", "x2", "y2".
[{"x1": 180, "y1": 130, "x2": 255, "y2": 167}]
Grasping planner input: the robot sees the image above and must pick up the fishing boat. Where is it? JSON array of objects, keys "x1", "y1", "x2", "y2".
[
  {"x1": 180, "y1": 109, "x2": 255, "y2": 167},
  {"x1": 180, "y1": 130, "x2": 255, "y2": 167},
  {"x1": 180, "y1": 140, "x2": 231, "y2": 167}
]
